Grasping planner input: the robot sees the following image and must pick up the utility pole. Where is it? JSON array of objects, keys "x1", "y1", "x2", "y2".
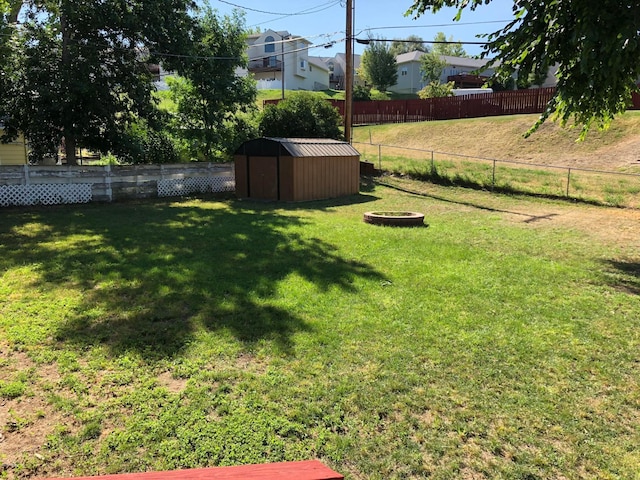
[
  {"x1": 344, "y1": 0, "x2": 353, "y2": 143},
  {"x1": 281, "y1": 33, "x2": 286, "y2": 100}
]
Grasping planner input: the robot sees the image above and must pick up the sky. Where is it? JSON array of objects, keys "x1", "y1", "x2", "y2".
[{"x1": 211, "y1": 0, "x2": 516, "y2": 58}]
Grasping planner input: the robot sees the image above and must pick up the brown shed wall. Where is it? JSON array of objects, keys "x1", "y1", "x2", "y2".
[
  {"x1": 291, "y1": 155, "x2": 359, "y2": 202},
  {"x1": 233, "y1": 154, "x2": 248, "y2": 198}
]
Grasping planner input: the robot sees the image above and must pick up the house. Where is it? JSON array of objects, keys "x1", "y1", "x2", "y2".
[
  {"x1": 247, "y1": 29, "x2": 330, "y2": 91},
  {"x1": 390, "y1": 51, "x2": 497, "y2": 94},
  {"x1": 0, "y1": 126, "x2": 28, "y2": 165},
  {"x1": 318, "y1": 53, "x2": 362, "y2": 89}
]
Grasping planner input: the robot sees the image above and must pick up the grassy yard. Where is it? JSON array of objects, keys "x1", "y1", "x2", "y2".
[{"x1": 1, "y1": 184, "x2": 639, "y2": 479}]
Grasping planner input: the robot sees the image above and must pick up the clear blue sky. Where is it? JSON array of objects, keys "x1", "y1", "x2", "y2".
[{"x1": 212, "y1": 0, "x2": 516, "y2": 58}]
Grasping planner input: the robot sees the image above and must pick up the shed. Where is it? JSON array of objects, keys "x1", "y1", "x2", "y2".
[{"x1": 234, "y1": 137, "x2": 360, "y2": 202}]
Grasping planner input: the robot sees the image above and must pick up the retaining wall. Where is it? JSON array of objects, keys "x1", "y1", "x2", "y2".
[{"x1": 0, "y1": 163, "x2": 234, "y2": 207}]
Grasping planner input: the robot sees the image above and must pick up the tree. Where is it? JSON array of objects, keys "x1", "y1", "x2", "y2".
[
  {"x1": 358, "y1": 38, "x2": 398, "y2": 92},
  {"x1": 390, "y1": 35, "x2": 428, "y2": 56},
  {"x1": 168, "y1": 8, "x2": 257, "y2": 161},
  {"x1": 259, "y1": 92, "x2": 343, "y2": 140},
  {"x1": 420, "y1": 51, "x2": 447, "y2": 84},
  {"x1": 431, "y1": 31, "x2": 466, "y2": 57},
  {"x1": 1, "y1": 0, "x2": 197, "y2": 164},
  {"x1": 406, "y1": 1, "x2": 640, "y2": 136}
]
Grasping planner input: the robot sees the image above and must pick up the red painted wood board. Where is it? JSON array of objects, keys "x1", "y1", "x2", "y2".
[{"x1": 44, "y1": 460, "x2": 344, "y2": 480}]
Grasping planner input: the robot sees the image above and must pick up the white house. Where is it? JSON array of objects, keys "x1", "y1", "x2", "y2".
[
  {"x1": 246, "y1": 29, "x2": 330, "y2": 91},
  {"x1": 390, "y1": 51, "x2": 497, "y2": 94}
]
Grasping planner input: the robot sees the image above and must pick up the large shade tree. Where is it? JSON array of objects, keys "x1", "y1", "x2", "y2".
[
  {"x1": 390, "y1": 35, "x2": 428, "y2": 56},
  {"x1": 358, "y1": 38, "x2": 399, "y2": 92},
  {"x1": 431, "y1": 31, "x2": 466, "y2": 57},
  {"x1": 407, "y1": 0, "x2": 640, "y2": 136},
  {"x1": 1, "y1": 0, "x2": 197, "y2": 164},
  {"x1": 167, "y1": 8, "x2": 256, "y2": 161}
]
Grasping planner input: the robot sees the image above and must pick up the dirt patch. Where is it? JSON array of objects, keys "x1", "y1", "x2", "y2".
[
  {"x1": 0, "y1": 346, "x2": 78, "y2": 474},
  {"x1": 156, "y1": 371, "x2": 188, "y2": 394}
]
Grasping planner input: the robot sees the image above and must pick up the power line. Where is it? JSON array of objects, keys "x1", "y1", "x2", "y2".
[
  {"x1": 219, "y1": 0, "x2": 340, "y2": 17},
  {"x1": 248, "y1": 1, "x2": 342, "y2": 28},
  {"x1": 356, "y1": 38, "x2": 487, "y2": 46},
  {"x1": 361, "y1": 19, "x2": 513, "y2": 32}
]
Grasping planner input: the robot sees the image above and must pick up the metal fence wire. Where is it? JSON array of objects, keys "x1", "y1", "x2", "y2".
[{"x1": 353, "y1": 141, "x2": 640, "y2": 209}]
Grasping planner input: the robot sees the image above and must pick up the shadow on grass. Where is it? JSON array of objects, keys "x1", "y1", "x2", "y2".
[
  {"x1": 391, "y1": 169, "x2": 617, "y2": 208},
  {"x1": 377, "y1": 178, "x2": 563, "y2": 222},
  {"x1": 0, "y1": 195, "x2": 385, "y2": 360},
  {"x1": 602, "y1": 259, "x2": 640, "y2": 295}
]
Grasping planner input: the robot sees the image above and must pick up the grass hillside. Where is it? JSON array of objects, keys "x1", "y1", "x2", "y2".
[{"x1": 353, "y1": 113, "x2": 640, "y2": 172}]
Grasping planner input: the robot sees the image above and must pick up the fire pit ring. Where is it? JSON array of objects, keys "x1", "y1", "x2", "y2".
[{"x1": 363, "y1": 211, "x2": 425, "y2": 227}]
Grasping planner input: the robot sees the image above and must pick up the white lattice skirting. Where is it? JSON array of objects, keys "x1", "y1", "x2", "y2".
[
  {"x1": 158, "y1": 176, "x2": 235, "y2": 198},
  {"x1": 0, "y1": 184, "x2": 93, "y2": 207}
]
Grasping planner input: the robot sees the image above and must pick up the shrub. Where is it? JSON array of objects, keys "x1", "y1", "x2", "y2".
[
  {"x1": 353, "y1": 85, "x2": 372, "y2": 101},
  {"x1": 418, "y1": 81, "x2": 455, "y2": 99},
  {"x1": 259, "y1": 92, "x2": 343, "y2": 140}
]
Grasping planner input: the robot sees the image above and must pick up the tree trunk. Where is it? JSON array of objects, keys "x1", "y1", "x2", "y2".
[
  {"x1": 60, "y1": 7, "x2": 77, "y2": 166},
  {"x1": 8, "y1": 1, "x2": 23, "y2": 24}
]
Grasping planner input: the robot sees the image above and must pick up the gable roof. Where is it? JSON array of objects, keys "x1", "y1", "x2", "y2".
[
  {"x1": 236, "y1": 137, "x2": 359, "y2": 158},
  {"x1": 395, "y1": 51, "x2": 494, "y2": 70},
  {"x1": 307, "y1": 57, "x2": 331, "y2": 72},
  {"x1": 396, "y1": 51, "x2": 425, "y2": 64}
]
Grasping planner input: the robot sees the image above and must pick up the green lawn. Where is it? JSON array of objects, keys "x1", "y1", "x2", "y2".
[{"x1": 1, "y1": 184, "x2": 639, "y2": 479}]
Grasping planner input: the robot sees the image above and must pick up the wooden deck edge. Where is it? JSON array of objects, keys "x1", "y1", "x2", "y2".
[{"x1": 43, "y1": 460, "x2": 344, "y2": 480}]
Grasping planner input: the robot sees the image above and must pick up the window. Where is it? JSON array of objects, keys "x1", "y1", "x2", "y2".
[
  {"x1": 401, "y1": 67, "x2": 408, "y2": 76},
  {"x1": 300, "y1": 60, "x2": 306, "y2": 69},
  {"x1": 265, "y1": 36, "x2": 275, "y2": 53},
  {"x1": 268, "y1": 56, "x2": 277, "y2": 67}
]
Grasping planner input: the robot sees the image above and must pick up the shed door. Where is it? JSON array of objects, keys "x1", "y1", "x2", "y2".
[{"x1": 248, "y1": 156, "x2": 278, "y2": 200}]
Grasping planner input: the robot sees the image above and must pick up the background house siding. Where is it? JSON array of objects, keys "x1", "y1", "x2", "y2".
[{"x1": 0, "y1": 131, "x2": 28, "y2": 165}]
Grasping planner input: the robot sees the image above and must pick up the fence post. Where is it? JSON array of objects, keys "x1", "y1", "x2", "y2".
[
  {"x1": 431, "y1": 151, "x2": 435, "y2": 174},
  {"x1": 492, "y1": 159, "x2": 496, "y2": 191},
  {"x1": 566, "y1": 168, "x2": 571, "y2": 197},
  {"x1": 378, "y1": 144, "x2": 382, "y2": 171},
  {"x1": 105, "y1": 165, "x2": 112, "y2": 202}
]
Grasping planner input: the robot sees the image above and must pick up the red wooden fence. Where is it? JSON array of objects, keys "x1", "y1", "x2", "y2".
[
  {"x1": 264, "y1": 88, "x2": 640, "y2": 126},
  {"x1": 45, "y1": 460, "x2": 344, "y2": 480}
]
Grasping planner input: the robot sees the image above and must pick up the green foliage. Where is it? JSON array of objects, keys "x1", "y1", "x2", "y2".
[
  {"x1": 0, "y1": 0, "x2": 197, "y2": 163},
  {"x1": 259, "y1": 92, "x2": 343, "y2": 139},
  {"x1": 431, "y1": 31, "x2": 466, "y2": 57},
  {"x1": 389, "y1": 35, "x2": 428, "y2": 56},
  {"x1": 353, "y1": 85, "x2": 372, "y2": 101},
  {"x1": 406, "y1": 0, "x2": 640, "y2": 136},
  {"x1": 417, "y1": 81, "x2": 455, "y2": 98},
  {"x1": 168, "y1": 8, "x2": 257, "y2": 161},
  {"x1": 420, "y1": 50, "x2": 447, "y2": 83},
  {"x1": 0, "y1": 380, "x2": 26, "y2": 399},
  {"x1": 112, "y1": 121, "x2": 179, "y2": 165},
  {"x1": 358, "y1": 38, "x2": 399, "y2": 92}
]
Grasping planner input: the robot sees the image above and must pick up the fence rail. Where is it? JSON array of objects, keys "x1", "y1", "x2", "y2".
[
  {"x1": 265, "y1": 88, "x2": 640, "y2": 125},
  {"x1": 353, "y1": 141, "x2": 640, "y2": 208},
  {"x1": 0, "y1": 163, "x2": 234, "y2": 207}
]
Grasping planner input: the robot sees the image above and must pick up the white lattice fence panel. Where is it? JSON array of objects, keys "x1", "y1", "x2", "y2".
[
  {"x1": 0, "y1": 184, "x2": 92, "y2": 207},
  {"x1": 158, "y1": 176, "x2": 235, "y2": 198}
]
